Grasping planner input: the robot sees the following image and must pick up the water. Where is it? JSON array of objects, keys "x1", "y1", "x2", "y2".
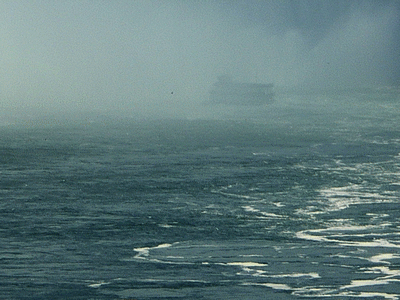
[{"x1": 1, "y1": 89, "x2": 400, "y2": 299}]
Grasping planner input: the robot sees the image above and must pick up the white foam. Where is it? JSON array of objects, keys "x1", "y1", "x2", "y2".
[
  {"x1": 297, "y1": 229, "x2": 400, "y2": 248},
  {"x1": 293, "y1": 286, "x2": 400, "y2": 299},
  {"x1": 243, "y1": 205, "x2": 259, "y2": 213},
  {"x1": 354, "y1": 293, "x2": 400, "y2": 300},
  {"x1": 367, "y1": 213, "x2": 390, "y2": 218},
  {"x1": 242, "y1": 205, "x2": 285, "y2": 218},
  {"x1": 368, "y1": 266, "x2": 400, "y2": 277},
  {"x1": 369, "y1": 253, "x2": 400, "y2": 264},
  {"x1": 142, "y1": 278, "x2": 208, "y2": 284},
  {"x1": 326, "y1": 224, "x2": 377, "y2": 231},
  {"x1": 219, "y1": 261, "x2": 268, "y2": 267},
  {"x1": 333, "y1": 291, "x2": 400, "y2": 300},
  {"x1": 215, "y1": 191, "x2": 259, "y2": 200},
  {"x1": 242, "y1": 282, "x2": 292, "y2": 290},
  {"x1": 271, "y1": 272, "x2": 320, "y2": 279},
  {"x1": 339, "y1": 239, "x2": 400, "y2": 248},
  {"x1": 295, "y1": 230, "x2": 328, "y2": 242},
  {"x1": 316, "y1": 184, "x2": 398, "y2": 213},
  {"x1": 296, "y1": 221, "x2": 400, "y2": 248},
  {"x1": 259, "y1": 212, "x2": 285, "y2": 218},
  {"x1": 88, "y1": 281, "x2": 110, "y2": 288},
  {"x1": 158, "y1": 224, "x2": 175, "y2": 228},
  {"x1": 252, "y1": 152, "x2": 269, "y2": 156},
  {"x1": 341, "y1": 279, "x2": 389, "y2": 289},
  {"x1": 263, "y1": 283, "x2": 292, "y2": 290},
  {"x1": 240, "y1": 267, "x2": 267, "y2": 276},
  {"x1": 134, "y1": 243, "x2": 174, "y2": 259}
]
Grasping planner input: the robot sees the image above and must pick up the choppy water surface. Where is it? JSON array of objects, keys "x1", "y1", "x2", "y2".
[{"x1": 1, "y1": 90, "x2": 400, "y2": 299}]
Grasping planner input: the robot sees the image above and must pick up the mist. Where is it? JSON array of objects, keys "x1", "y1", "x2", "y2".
[{"x1": 1, "y1": 0, "x2": 399, "y2": 121}]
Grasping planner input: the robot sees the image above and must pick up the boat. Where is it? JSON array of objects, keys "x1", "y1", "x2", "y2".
[{"x1": 209, "y1": 75, "x2": 274, "y2": 105}]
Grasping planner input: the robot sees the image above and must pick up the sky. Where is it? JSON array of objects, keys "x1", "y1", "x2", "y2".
[{"x1": 0, "y1": 0, "x2": 399, "y2": 119}]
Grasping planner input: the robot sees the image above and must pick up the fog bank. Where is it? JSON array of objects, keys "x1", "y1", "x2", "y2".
[{"x1": 0, "y1": 0, "x2": 399, "y2": 120}]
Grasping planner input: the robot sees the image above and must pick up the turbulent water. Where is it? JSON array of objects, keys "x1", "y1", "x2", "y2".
[{"x1": 1, "y1": 89, "x2": 400, "y2": 299}]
